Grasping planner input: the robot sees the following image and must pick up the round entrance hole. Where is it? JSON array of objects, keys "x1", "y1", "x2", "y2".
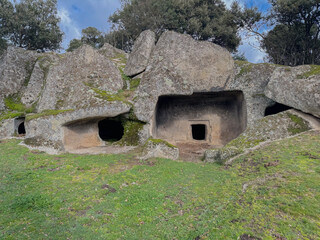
[
  {"x1": 98, "y1": 119, "x2": 124, "y2": 142},
  {"x1": 18, "y1": 122, "x2": 26, "y2": 135}
]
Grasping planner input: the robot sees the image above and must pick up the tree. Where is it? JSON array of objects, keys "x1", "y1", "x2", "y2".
[
  {"x1": 81, "y1": 27, "x2": 104, "y2": 48},
  {"x1": 67, "y1": 27, "x2": 105, "y2": 52},
  {"x1": 0, "y1": 0, "x2": 63, "y2": 52},
  {"x1": 262, "y1": 0, "x2": 320, "y2": 65},
  {"x1": 66, "y1": 39, "x2": 82, "y2": 52},
  {"x1": 108, "y1": 0, "x2": 252, "y2": 52}
]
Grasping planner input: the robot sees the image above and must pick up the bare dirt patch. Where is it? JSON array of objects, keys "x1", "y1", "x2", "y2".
[{"x1": 175, "y1": 142, "x2": 217, "y2": 162}]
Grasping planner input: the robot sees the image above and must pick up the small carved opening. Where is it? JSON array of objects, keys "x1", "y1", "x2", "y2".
[
  {"x1": 265, "y1": 102, "x2": 292, "y2": 116},
  {"x1": 98, "y1": 119, "x2": 124, "y2": 142},
  {"x1": 18, "y1": 122, "x2": 26, "y2": 135},
  {"x1": 192, "y1": 124, "x2": 206, "y2": 140}
]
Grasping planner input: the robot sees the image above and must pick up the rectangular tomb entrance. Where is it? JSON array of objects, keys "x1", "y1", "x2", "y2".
[{"x1": 153, "y1": 91, "x2": 247, "y2": 146}]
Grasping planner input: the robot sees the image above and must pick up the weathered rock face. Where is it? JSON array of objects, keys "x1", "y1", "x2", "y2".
[
  {"x1": 265, "y1": 65, "x2": 320, "y2": 118},
  {"x1": 21, "y1": 54, "x2": 59, "y2": 108},
  {"x1": 0, "y1": 47, "x2": 39, "y2": 110},
  {"x1": 1, "y1": 30, "x2": 319, "y2": 160},
  {"x1": 26, "y1": 103, "x2": 131, "y2": 151},
  {"x1": 134, "y1": 31, "x2": 235, "y2": 122},
  {"x1": 140, "y1": 139, "x2": 180, "y2": 160},
  {"x1": 124, "y1": 30, "x2": 156, "y2": 77},
  {"x1": 98, "y1": 42, "x2": 128, "y2": 59},
  {"x1": 37, "y1": 45, "x2": 124, "y2": 111},
  {"x1": 204, "y1": 109, "x2": 314, "y2": 164},
  {"x1": 226, "y1": 62, "x2": 276, "y2": 125}
]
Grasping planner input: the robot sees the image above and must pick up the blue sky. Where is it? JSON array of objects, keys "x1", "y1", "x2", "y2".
[{"x1": 57, "y1": 0, "x2": 271, "y2": 63}]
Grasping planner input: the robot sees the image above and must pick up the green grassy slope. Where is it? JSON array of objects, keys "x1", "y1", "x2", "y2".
[{"x1": 0, "y1": 131, "x2": 319, "y2": 239}]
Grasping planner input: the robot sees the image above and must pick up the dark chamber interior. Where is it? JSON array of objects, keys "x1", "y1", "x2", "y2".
[
  {"x1": 18, "y1": 122, "x2": 26, "y2": 134},
  {"x1": 192, "y1": 124, "x2": 206, "y2": 140},
  {"x1": 98, "y1": 119, "x2": 124, "y2": 142},
  {"x1": 265, "y1": 102, "x2": 292, "y2": 116},
  {"x1": 154, "y1": 91, "x2": 247, "y2": 146}
]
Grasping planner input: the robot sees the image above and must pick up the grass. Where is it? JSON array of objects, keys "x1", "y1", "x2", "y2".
[{"x1": 0, "y1": 131, "x2": 320, "y2": 239}]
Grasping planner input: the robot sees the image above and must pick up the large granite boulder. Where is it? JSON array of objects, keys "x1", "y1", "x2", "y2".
[
  {"x1": 226, "y1": 61, "x2": 276, "y2": 125},
  {"x1": 124, "y1": 30, "x2": 156, "y2": 77},
  {"x1": 37, "y1": 45, "x2": 124, "y2": 111},
  {"x1": 0, "y1": 47, "x2": 39, "y2": 110},
  {"x1": 134, "y1": 31, "x2": 235, "y2": 122},
  {"x1": 265, "y1": 65, "x2": 320, "y2": 118}
]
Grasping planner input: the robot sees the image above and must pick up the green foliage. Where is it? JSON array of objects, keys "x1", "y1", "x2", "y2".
[
  {"x1": 0, "y1": 38, "x2": 7, "y2": 55},
  {"x1": 232, "y1": 52, "x2": 248, "y2": 61},
  {"x1": 0, "y1": 0, "x2": 63, "y2": 51},
  {"x1": 262, "y1": 0, "x2": 320, "y2": 66},
  {"x1": 1, "y1": 131, "x2": 320, "y2": 239},
  {"x1": 67, "y1": 27, "x2": 105, "y2": 52},
  {"x1": 66, "y1": 39, "x2": 82, "y2": 52},
  {"x1": 108, "y1": 0, "x2": 254, "y2": 52},
  {"x1": 26, "y1": 109, "x2": 74, "y2": 121}
]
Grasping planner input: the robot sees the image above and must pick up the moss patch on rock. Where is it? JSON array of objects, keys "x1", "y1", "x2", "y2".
[
  {"x1": 287, "y1": 113, "x2": 310, "y2": 134},
  {"x1": 146, "y1": 138, "x2": 177, "y2": 149},
  {"x1": 0, "y1": 112, "x2": 24, "y2": 122},
  {"x1": 26, "y1": 109, "x2": 74, "y2": 121},
  {"x1": 297, "y1": 65, "x2": 320, "y2": 79},
  {"x1": 117, "y1": 120, "x2": 145, "y2": 146},
  {"x1": 130, "y1": 78, "x2": 141, "y2": 90},
  {"x1": 235, "y1": 61, "x2": 253, "y2": 77},
  {"x1": 84, "y1": 82, "x2": 133, "y2": 105},
  {"x1": 4, "y1": 95, "x2": 34, "y2": 113}
]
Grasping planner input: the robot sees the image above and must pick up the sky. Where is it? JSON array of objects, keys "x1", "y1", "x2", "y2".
[{"x1": 57, "y1": 0, "x2": 271, "y2": 63}]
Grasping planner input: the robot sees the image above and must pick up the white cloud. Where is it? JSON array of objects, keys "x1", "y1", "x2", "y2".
[{"x1": 58, "y1": 8, "x2": 81, "y2": 50}]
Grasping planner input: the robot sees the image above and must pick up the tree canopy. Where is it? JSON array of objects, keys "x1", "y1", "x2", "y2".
[
  {"x1": 262, "y1": 0, "x2": 320, "y2": 65},
  {"x1": 66, "y1": 27, "x2": 105, "y2": 52},
  {"x1": 107, "y1": 0, "x2": 254, "y2": 52},
  {"x1": 0, "y1": 0, "x2": 63, "y2": 53}
]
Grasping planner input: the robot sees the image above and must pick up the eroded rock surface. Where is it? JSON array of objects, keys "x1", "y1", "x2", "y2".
[
  {"x1": 204, "y1": 110, "x2": 313, "y2": 164},
  {"x1": 0, "y1": 47, "x2": 39, "y2": 110},
  {"x1": 265, "y1": 65, "x2": 320, "y2": 118},
  {"x1": 124, "y1": 30, "x2": 156, "y2": 77},
  {"x1": 134, "y1": 31, "x2": 235, "y2": 122},
  {"x1": 37, "y1": 45, "x2": 124, "y2": 111},
  {"x1": 226, "y1": 62, "x2": 276, "y2": 125}
]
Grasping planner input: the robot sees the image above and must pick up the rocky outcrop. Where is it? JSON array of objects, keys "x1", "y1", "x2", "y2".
[
  {"x1": 98, "y1": 42, "x2": 128, "y2": 59},
  {"x1": 37, "y1": 45, "x2": 124, "y2": 111},
  {"x1": 134, "y1": 31, "x2": 235, "y2": 122},
  {"x1": 1, "y1": 30, "x2": 319, "y2": 159},
  {"x1": 26, "y1": 102, "x2": 131, "y2": 151},
  {"x1": 0, "y1": 47, "x2": 39, "y2": 110},
  {"x1": 21, "y1": 54, "x2": 59, "y2": 108},
  {"x1": 226, "y1": 62, "x2": 276, "y2": 125},
  {"x1": 204, "y1": 110, "x2": 314, "y2": 164},
  {"x1": 140, "y1": 139, "x2": 180, "y2": 160},
  {"x1": 124, "y1": 30, "x2": 156, "y2": 77},
  {"x1": 265, "y1": 65, "x2": 320, "y2": 118}
]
